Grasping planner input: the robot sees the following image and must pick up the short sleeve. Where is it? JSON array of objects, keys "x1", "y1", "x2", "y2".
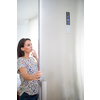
[{"x1": 17, "y1": 58, "x2": 26, "y2": 74}]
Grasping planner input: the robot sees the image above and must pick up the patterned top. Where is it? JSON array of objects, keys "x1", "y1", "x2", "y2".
[{"x1": 17, "y1": 57, "x2": 38, "y2": 96}]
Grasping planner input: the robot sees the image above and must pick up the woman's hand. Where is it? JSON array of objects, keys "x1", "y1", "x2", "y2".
[
  {"x1": 33, "y1": 71, "x2": 42, "y2": 81},
  {"x1": 31, "y1": 49, "x2": 38, "y2": 66},
  {"x1": 31, "y1": 49, "x2": 38, "y2": 60}
]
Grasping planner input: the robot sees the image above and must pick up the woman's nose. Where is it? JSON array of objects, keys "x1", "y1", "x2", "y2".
[{"x1": 31, "y1": 45, "x2": 33, "y2": 48}]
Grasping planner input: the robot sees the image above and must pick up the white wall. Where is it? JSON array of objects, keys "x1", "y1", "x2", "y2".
[
  {"x1": 17, "y1": 22, "x2": 29, "y2": 43},
  {"x1": 28, "y1": 17, "x2": 38, "y2": 56},
  {"x1": 40, "y1": 0, "x2": 84, "y2": 100}
]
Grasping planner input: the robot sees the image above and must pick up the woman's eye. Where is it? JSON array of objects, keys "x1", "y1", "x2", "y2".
[{"x1": 27, "y1": 44, "x2": 32, "y2": 46}]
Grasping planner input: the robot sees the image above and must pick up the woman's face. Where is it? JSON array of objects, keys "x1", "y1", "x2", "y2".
[{"x1": 21, "y1": 40, "x2": 33, "y2": 53}]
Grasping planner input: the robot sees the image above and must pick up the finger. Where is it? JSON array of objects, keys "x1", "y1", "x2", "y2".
[
  {"x1": 36, "y1": 71, "x2": 42, "y2": 75},
  {"x1": 31, "y1": 52, "x2": 33, "y2": 56},
  {"x1": 31, "y1": 50, "x2": 34, "y2": 55},
  {"x1": 36, "y1": 71, "x2": 42, "y2": 76},
  {"x1": 32, "y1": 49, "x2": 35, "y2": 52},
  {"x1": 36, "y1": 72, "x2": 42, "y2": 76},
  {"x1": 32, "y1": 51, "x2": 34, "y2": 54},
  {"x1": 37, "y1": 74, "x2": 42, "y2": 78},
  {"x1": 35, "y1": 78, "x2": 40, "y2": 81}
]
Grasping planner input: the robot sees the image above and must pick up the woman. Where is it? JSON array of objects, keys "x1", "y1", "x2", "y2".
[{"x1": 17, "y1": 38, "x2": 42, "y2": 100}]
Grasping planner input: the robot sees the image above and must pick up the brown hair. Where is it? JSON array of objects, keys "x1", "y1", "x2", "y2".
[{"x1": 17, "y1": 38, "x2": 31, "y2": 58}]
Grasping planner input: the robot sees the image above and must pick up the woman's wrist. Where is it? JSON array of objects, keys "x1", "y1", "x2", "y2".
[{"x1": 35, "y1": 56, "x2": 38, "y2": 61}]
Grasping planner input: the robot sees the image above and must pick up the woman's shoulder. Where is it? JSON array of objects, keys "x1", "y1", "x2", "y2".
[
  {"x1": 17, "y1": 57, "x2": 23, "y2": 60},
  {"x1": 17, "y1": 57, "x2": 27, "y2": 66},
  {"x1": 17, "y1": 57, "x2": 25, "y2": 63}
]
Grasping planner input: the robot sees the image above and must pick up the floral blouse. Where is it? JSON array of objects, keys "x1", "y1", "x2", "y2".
[{"x1": 17, "y1": 57, "x2": 38, "y2": 96}]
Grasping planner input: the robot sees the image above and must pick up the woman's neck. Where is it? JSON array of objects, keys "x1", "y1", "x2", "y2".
[{"x1": 22, "y1": 53, "x2": 30, "y2": 59}]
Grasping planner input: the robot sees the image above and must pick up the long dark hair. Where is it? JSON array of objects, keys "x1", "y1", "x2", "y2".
[{"x1": 17, "y1": 38, "x2": 31, "y2": 58}]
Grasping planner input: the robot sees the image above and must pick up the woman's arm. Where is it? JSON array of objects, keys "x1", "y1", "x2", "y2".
[
  {"x1": 19, "y1": 67, "x2": 42, "y2": 81},
  {"x1": 31, "y1": 49, "x2": 38, "y2": 66},
  {"x1": 35, "y1": 57, "x2": 38, "y2": 66}
]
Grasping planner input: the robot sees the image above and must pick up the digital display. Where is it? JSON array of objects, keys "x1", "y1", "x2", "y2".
[
  {"x1": 66, "y1": 12, "x2": 70, "y2": 25},
  {"x1": 67, "y1": 23, "x2": 70, "y2": 25},
  {"x1": 67, "y1": 19, "x2": 69, "y2": 21},
  {"x1": 66, "y1": 12, "x2": 70, "y2": 33}
]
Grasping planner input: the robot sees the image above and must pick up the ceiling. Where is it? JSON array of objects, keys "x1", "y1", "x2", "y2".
[{"x1": 17, "y1": 0, "x2": 38, "y2": 23}]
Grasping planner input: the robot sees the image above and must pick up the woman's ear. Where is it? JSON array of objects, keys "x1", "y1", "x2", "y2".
[{"x1": 21, "y1": 47, "x2": 24, "y2": 51}]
